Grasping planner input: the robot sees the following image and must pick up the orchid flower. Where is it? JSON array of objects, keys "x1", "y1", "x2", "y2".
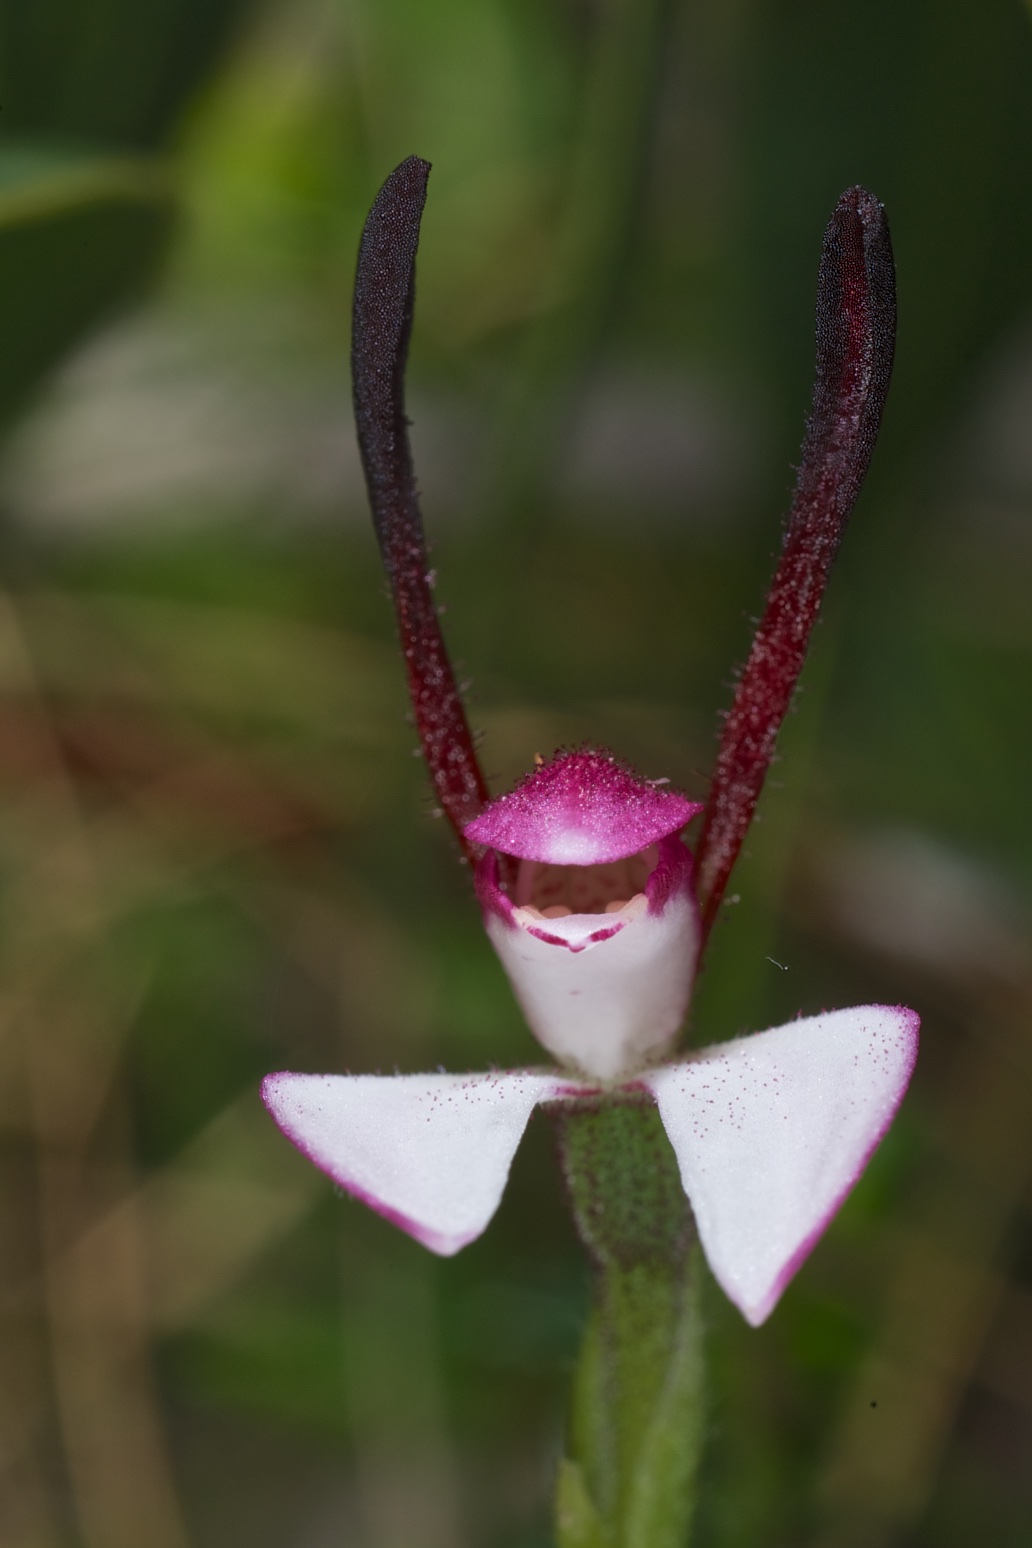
[{"x1": 262, "y1": 157, "x2": 915, "y2": 1329}]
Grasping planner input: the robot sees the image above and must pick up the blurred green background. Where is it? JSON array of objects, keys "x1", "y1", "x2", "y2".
[{"x1": 1, "y1": 1, "x2": 1031, "y2": 1545}]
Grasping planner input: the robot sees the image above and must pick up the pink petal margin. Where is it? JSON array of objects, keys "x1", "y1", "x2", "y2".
[
  {"x1": 643, "y1": 1004, "x2": 919, "y2": 1326},
  {"x1": 261, "y1": 1069, "x2": 581, "y2": 1255}
]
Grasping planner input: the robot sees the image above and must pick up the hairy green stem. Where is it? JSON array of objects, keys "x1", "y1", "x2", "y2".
[{"x1": 551, "y1": 1093, "x2": 705, "y2": 1548}]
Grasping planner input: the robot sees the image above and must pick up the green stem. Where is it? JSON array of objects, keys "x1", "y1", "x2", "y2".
[{"x1": 551, "y1": 1093, "x2": 706, "y2": 1548}]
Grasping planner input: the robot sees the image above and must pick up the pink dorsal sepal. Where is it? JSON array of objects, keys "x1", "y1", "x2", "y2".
[{"x1": 465, "y1": 749, "x2": 703, "y2": 864}]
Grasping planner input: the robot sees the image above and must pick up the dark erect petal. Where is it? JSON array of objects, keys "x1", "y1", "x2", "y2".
[
  {"x1": 352, "y1": 156, "x2": 489, "y2": 853},
  {"x1": 694, "y1": 187, "x2": 896, "y2": 937}
]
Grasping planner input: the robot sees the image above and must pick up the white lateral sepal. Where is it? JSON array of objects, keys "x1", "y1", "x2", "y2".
[
  {"x1": 643, "y1": 1004, "x2": 919, "y2": 1325},
  {"x1": 262, "y1": 1069, "x2": 575, "y2": 1255}
]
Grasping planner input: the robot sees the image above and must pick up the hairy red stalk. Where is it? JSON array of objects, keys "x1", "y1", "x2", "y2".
[
  {"x1": 352, "y1": 156, "x2": 489, "y2": 855},
  {"x1": 694, "y1": 186, "x2": 896, "y2": 940}
]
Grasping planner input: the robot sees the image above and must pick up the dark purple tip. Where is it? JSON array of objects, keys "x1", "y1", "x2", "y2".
[
  {"x1": 352, "y1": 157, "x2": 489, "y2": 853},
  {"x1": 694, "y1": 187, "x2": 896, "y2": 939}
]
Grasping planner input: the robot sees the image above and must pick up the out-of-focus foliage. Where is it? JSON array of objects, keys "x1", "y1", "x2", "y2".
[
  {"x1": 0, "y1": 0, "x2": 249, "y2": 146},
  {"x1": 0, "y1": 147, "x2": 174, "y2": 424},
  {"x1": 1, "y1": 2, "x2": 1032, "y2": 1547},
  {"x1": 0, "y1": 0, "x2": 249, "y2": 422}
]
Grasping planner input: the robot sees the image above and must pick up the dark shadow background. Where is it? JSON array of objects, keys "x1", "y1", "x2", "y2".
[{"x1": 0, "y1": 1, "x2": 1030, "y2": 1544}]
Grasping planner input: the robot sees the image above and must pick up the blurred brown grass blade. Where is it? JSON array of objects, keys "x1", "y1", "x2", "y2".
[
  {"x1": 12, "y1": 588, "x2": 405, "y2": 825},
  {"x1": 0, "y1": 1173, "x2": 62, "y2": 1548},
  {"x1": 814, "y1": 1030, "x2": 1032, "y2": 1546},
  {"x1": 31, "y1": 1028, "x2": 192, "y2": 1548},
  {"x1": 0, "y1": 591, "x2": 193, "y2": 1548},
  {"x1": 221, "y1": 866, "x2": 439, "y2": 1060},
  {"x1": 0, "y1": 587, "x2": 409, "y2": 910},
  {"x1": 63, "y1": 1089, "x2": 322, "y2": 1336},
  {"x1": 975, "y1": 1278, "x2": 1032, "y2": 1417},
  {"x1": 341, "y1": 1237, "x2": 464, "y2": 1548},
  {"x1": 799, "y1": 829, "x2": 1032, "y2": 1546}
]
